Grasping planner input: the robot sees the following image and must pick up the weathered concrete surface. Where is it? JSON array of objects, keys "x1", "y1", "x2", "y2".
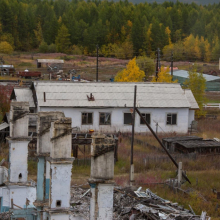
[
  {"x1": 0, "y1": 166, "x2": 8, "y2": 185},
  {"x1": 50, "y1": 118, "x2": 72, "y2": 159},
  {"x1": 90, "y1": 134, "x2": 115, "y2": 180},
  {"x1": 37, "y1": 112, "x2": 64, "y2": 155},
  {"x1": 89, "y1": 133, "x2": 115, "y2": 220},
  {"x1": 8, "y1": 140, "x2": 29, "y2": 183},
  {"x1": 9, "y1": 101, "x2": 29, "y2": 138},
  {"x1": 50, "y1": 163, "x2": 72, "y2": 209},
  {"x1": 0, "y1": 186, "x2": 36, "y2": 210}
]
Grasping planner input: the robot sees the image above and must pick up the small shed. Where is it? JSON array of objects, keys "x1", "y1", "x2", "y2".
[
  {"x1": 36, "y1": 59, "x2": 64, "y2": 68},
  {"x1": 169, "y1": 70, "x2": 220, "y2": 91},
  {"x1": 175, "y1": 140, "x2": 220, "y2": 154},
  {"x1": 162, "y1": 136, "x2": 203, "y2": 152}
]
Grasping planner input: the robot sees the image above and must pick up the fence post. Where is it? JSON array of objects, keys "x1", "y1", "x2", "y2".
[{"x1": 178, "y1": 162, "x2": 182, "y2": 188}]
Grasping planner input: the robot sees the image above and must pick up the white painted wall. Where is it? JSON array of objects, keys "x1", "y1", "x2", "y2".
[
  {"x1": 50, "y1": 164, "x2": 72, "y2": 209},
  {"x1": 97, "y1": 184, "x2": 114, "y2": 220},
  {"x1": 9, "y1": 140, "x2": 29, "y2": 183},
  {"x1": 0, "y1": 186, "x2": 36, "y2": 209},
  {"x1": 40, "y1": 107, "x2": 191, "y2": 133},
  {"x1": 188, "y1": 110, "x2": 195, "y2": 127}
]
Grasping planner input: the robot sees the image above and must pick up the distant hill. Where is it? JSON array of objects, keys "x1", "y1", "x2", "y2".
[{"x1": 114, "y1": 0, "x2": 220, "y2": 5}]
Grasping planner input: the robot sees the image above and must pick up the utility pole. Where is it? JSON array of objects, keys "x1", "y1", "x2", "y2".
[
  {"x1": 130, "y1": 85, "x2": 137, "y2": 186},
  {"x1": 155, "y1": 48, "x2": 160, "y2": 81},
  {"x1": 96, "y1": 45, "x2": 99, "y2": 82},
  {"x1": 171, "y1": 51, "x2": 173, "y2": 81}
]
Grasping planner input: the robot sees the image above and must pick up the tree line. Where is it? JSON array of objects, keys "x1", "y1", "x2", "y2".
[{"x1": 1, "y1": 0, "x2": 220, "y2": 61}]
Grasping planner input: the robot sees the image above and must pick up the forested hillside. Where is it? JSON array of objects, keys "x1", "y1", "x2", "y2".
[
  {"x1": 1, "y1": 0, "x2": 220, "y2": 61},
  {"x1": 122, "y1": 0, "x2": 220, "y2": 5}
]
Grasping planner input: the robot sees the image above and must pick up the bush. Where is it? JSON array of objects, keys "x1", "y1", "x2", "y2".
[
  {"x1": 39, "y1": 41, "x2": 48, "y2": 53},
  {"x1": 48, "y1": 44, "x2": 56, "y2": 53},
  {"x1": 0, "y1": 41, "x2": 13, "y2": 54},
  {"x1": 72, "y1": 45, "x2": 82, "y2": 55}
]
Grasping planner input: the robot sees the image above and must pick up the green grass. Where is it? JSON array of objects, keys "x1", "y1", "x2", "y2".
[{"x1": 18, "y1": 62, "x2": 33, "y2": 67}]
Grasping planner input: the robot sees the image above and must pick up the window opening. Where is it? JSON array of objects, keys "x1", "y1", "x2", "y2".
[
  {"x1": 167, "y1": 113, "x2": 177, "y2": 125},
  {"x1": 140, "y1": 113, "x2": 151, "y2": 125},
  {"x1": 99, "y1": 113, "x2": 111, "y2": 125},
  {"x1": 124, "y1": 113, "x2": 132, "y2": 125},
  {"x1": 18, "y1": 173, "x2": 22, "y2": 179},
  {"x1": 82, "y1": 113, "x2": 93, "y2": 125},
  {"x1": 56, "y1": 200, "x2": 61, "y2": 207}
]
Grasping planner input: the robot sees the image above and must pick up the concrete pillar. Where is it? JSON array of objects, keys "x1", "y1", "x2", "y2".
[
  {"x1": 35, "y1": 112, "x2": 64, "y2": 210},
  {"x1": 48, "y1": 118, "x2": 74, "y2": 218},
  {"x1": 8, "y1": 101, "x2": 31, "y2": 183},
  {"x1": 89, "y1": 133, "x2": 115, "y2": 220},
  {"x1": 178, "y1": 162, "x2": 182, "y2": 188}
]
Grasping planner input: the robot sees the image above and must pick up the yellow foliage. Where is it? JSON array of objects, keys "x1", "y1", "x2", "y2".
[
  {"x1": 151, "y1": 67, "x2": 178, "y2": 83},
  {"x1": 165, "y1": 27, "x2": 172, "y2": 45},
  {"x1": 0, "y1": 41, "x2": 13, "y2": 54},
  {"x1": 114, "y1": 58, "x2": 145, "y2": 82}
]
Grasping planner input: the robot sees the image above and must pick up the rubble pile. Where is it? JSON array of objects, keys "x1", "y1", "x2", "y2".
[
  {"x1": 69, "y1": 186, "x2": 211, "y2": 220},
  {"x1": 113, "y1": 187, "x2": 211, "y2": 220},
  {"x1": 70, "y1": 187, "x2": 90, "y2": 220},
  {"x1": 0, "y1": 212, "x2": 11, "y2": 219}
]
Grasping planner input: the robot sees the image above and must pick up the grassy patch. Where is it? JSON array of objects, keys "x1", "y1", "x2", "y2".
[{"x1": 18, "y1": 62, "x2": 33, "y2": 67}]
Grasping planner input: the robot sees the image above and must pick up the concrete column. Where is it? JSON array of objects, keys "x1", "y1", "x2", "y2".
[
  {"x1": 89, "y1": 133, "x2": 115, "y2": 220},
  {"x1": 48, "y1": 118, "x2": 74, "y2": 218},
  {"x1": 8, "y1": 101, "x2": 31, "y2": 183},
  {"x1": 35, "y1": 112, "x2": 64, "y2": 207},
  {"x1": 178, "y1": 162, "x2": 182, "y2": 188}
]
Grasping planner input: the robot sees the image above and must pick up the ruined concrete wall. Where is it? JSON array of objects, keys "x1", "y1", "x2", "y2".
[
  {"x1": 97, "y1": 184, "x2": 114, "y2": 220},
  {"x1": 90, "y1": 134, "x2": 115, "y2": 180},
  {"x1": 37, "y1": 112, "x2": 64, "y2": 155},
  {"x1": 89, "y1": 134, "x2": 115, "y2": 220},
  {"x1": 50, "y1": 118, "x2": 72, "y2": 159},
  {"x1": 50, "y1": 163, "x2": 72, "y2": 209},
  {"x1": 9, "y1": 141, "x2": 29, "y2": 183},
  {"x1": 9, "y1": 101, "x2": 29, "y2": 138}
]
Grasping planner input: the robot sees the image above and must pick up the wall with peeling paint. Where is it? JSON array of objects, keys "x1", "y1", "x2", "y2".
[
  {"x1": 41, "y1": 107, "x2": 190, "y2": 133},
  {"x1": 0, "y1": 186, "x2": 36, "y2": 210},
  {"x1": 97, "y1": 184, "x2": 114, "y2": 220},
  {"x1": 8, "y1": 140, "x2": 29, "y2": 183},
  {"x1": 50, "y1": 164, "x2": 72, "y2": 209}
]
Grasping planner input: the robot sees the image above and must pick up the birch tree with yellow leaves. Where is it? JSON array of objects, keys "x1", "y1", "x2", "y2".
[
  {"x1": 151, "y1": 67, "x2": 178, "y2": 83},
  {"x1": 114, "y1": 58, "x2": 145, "y2": 82}
]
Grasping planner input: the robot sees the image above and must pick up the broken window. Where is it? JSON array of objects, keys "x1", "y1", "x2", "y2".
[
  {"x1": 167, "y1": 113, "x2": 177, "y2": 125},
  {"x1": 99, "y1": 113, "x2": 111, "y2": 125},
  {"x1": 82, "y1": 113, "x2": 93, "y2": 125},
  {"x1": 140, "y1": 113, "x2": 151, "y2": 125},
  {"x1": 56, "y1": 200, "x2": 61, "y2": 207},
  {"x1": 18, "y1": 173, "x2": 22, "y2": 179},
  {"x1": 124, "y1": 113, "x2": 133, "y2": 125}
]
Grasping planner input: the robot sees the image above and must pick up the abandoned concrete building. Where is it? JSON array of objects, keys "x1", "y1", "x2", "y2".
[
  {"x1": 10, "y1": 82, "x2": 199, "y2": 134},
  {"x1": 0, "y1": 99, "x2": 212, "y2": 219}
]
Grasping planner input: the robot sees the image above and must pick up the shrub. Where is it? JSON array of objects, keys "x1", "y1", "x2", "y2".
[
  {"x1": 39, "y1": 41, "x2": 48, "y2": 53},
  {"x1": 48, "y1": 44, "x2": 56, "y2": 53}
]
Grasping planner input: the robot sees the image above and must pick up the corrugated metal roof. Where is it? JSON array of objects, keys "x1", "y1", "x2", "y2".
[
  {"x1": 33, "y1": 82, "x2": 197, "y2": 109},
  {"x1": 0, "y1": 122, "x2": 9, "y2": 131},
  {"x1": 170, "y1": 70, "x2": 220, "y2": 82},
  {"x1": 37, "y1": 59, "x2": 64, "y2": 64},
  {"x1": 0, "y1": 65, "x2": 14, "y2": 68},
  {"x1": 14, "y1": 88, "x2": 35, "y2": 108},
  {"x1": 184, "y1": 89, "x2": 199, "y2": 109}
]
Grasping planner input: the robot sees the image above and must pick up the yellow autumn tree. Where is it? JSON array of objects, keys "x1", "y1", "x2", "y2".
[
  {"x1": 0, "y1": 41, "x2": 13, "y2": 54},
  {"x1": 165, "y1": 27, "x2": 172, "y2": 45},
  {"x1": 114, "y1": 57, "x2": 145, "y2": 82},
  {"x1": 151, "y1": 67, "x2": 178, "y2": 83}
]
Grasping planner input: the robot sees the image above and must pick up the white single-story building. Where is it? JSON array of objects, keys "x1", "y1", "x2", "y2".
[{"x1": 10, "y1": 82, "x2": 199, "y2": 133}]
